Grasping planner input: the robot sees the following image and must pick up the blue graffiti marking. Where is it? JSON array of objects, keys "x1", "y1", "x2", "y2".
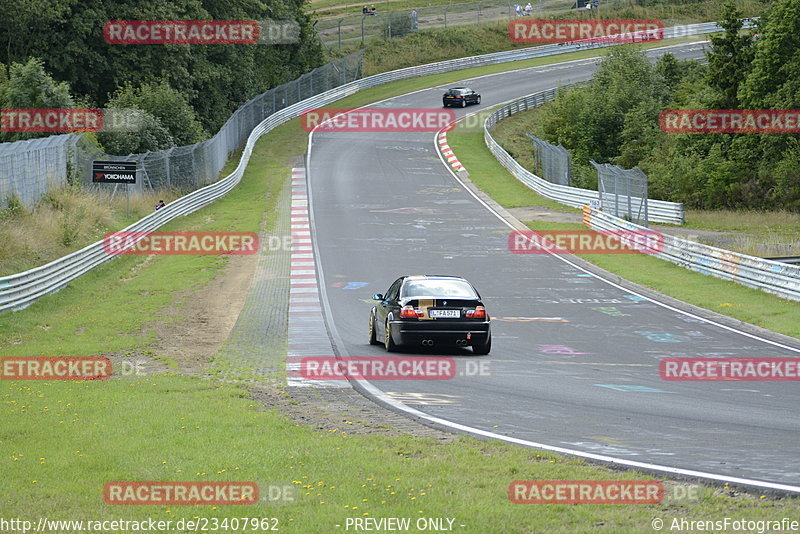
[
  {"x1": 623, "y1": 295, "x2": 647, "y2": 302},
  {"x1": 343, "y1": 282, "x2": 369, "y2": 290}
]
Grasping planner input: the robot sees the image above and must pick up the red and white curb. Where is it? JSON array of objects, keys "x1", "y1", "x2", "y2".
[
  {"x1": 437, "y1": 131, "x2": 465, "y2": 172},
  {"x1": 286, "y1": 167, "x2": 345, "y2": 388}
]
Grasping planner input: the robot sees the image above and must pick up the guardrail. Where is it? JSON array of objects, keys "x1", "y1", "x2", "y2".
[
  {"x1": 0, "y1": 22, "x2": 724, "y2": 312},
  {"x1": 765, "y1": 256, "x2": 800, "y2": 265},
  {"x1": 484, "y1": 85, "x2": 686, "y2": 225},
  {"x1": 582, "y1": 206, "x2": 800, "y2": 302}
]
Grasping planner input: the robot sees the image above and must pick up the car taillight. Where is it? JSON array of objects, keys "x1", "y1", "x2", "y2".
[
  {"x1": 466, "y1": 306, "x2": 486, "y2": 318},
  {"x1": 400, "y1": 305, "x2": 424, "y2": 318},
  {"x1": 455, "y1": 95, "x2": 462, "y2": 98}
]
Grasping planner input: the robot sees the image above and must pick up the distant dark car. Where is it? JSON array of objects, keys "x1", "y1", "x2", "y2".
[
  {"x1": 369, "y1": 275, "x2": 491, "y2": 354},
  {"x1": 442, "y1": 87, "x2": 481, "y2": 108}
]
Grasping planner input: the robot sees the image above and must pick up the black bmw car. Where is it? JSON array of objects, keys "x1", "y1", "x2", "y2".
[
  {"x1": 369, "y1": 275, "x2": 491, "y2": 354},
  {"x1": 442, "y1": 87, "x2": 481, "y2": 108}
]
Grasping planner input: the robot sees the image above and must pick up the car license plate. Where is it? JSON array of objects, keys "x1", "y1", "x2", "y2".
[{"x1": 430, "y1": 309, "x2": 459, "y2": 318}]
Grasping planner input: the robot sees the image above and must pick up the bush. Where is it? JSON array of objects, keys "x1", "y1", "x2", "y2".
[{"x1": 0, "y1": 194, "x2": 24, "y2": 220}]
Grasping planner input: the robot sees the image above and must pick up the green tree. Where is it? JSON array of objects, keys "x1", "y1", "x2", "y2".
[
  {"x1": 654, "y1": 53, "x2": 681, "y2": 90},
  {"x1": 0, "y1": 0, "x2": 325, "y2": 134},
  {"x1": 0, "y1": 0, "x2": 71, "y2": 69},
  {"x1": 96, "y1": 109, "x2": 174, "y2": 155},
  {"x1": 705, "y1": 1, "x2": 754, "y2": 109},
  {"x1": 539, "y1": 47, "x2": 669, "y2": 164},
  {"x1": 0, "y1": 57, "x2": 76, "y2": 142},
  {"x1": 104, "y1": 80, "x2": 205, "y2": 146},
  {"x1": 739, "y1": 0, "x2": 800, "y2": 109}
]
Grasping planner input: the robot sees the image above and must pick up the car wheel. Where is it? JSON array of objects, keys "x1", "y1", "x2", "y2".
[
  {"x1": 476, "y1": 96, "x2": 481, "y2": 104},
  {"x1": 460, "y1": 99, "x2": 466, "y2": 108},
  {"x1": 472, "y1": 334, "x2": 491, "y2": 355},
  {"x1": 368, "y1": 312, "x2": 380, "y2": 345},
  {"x1": 384, "y1": 318, "x2": 398, "y2": 352}
]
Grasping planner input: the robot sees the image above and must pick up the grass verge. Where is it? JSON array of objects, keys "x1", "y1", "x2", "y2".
[{"x1": 5, "y1": 376, "x2": 799, "y2": 532}]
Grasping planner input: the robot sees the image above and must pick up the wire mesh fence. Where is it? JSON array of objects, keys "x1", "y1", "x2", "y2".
[
  {"x1": 526, "y1": 133, "x2": 570, "y2": 185},
  {"x1": 314, "y1": 0, "x2": 575, "y2": 48},
  {"x1": 0, "y1": 134, "x2": 80, "y2": 208},
  {"x1": 313, "y1": 0, "x2": 716, "y2": 48},
  {"x1": 591, "y1": 160, "x2": 649, "y2": 226},
  {"x1": 0, "y1": 52, "x2": 363, "y2": 209}
]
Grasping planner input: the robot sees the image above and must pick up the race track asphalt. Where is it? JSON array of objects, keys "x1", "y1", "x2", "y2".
[{"x1": 305, "y1": 42, "x2": 800, "y2": 488}]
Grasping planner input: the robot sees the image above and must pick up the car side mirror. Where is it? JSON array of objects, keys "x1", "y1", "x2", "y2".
[{"x1": 372, "y1": 293, "x2": 384, "y2": 301}]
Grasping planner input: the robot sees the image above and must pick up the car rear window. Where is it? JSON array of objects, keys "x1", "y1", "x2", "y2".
[
  {"x1": 402, "y1": 280, "x2": 477, "y2": 298},
  {"x1": 445, "y1": 89, "x2": 466, "y2": 95}
]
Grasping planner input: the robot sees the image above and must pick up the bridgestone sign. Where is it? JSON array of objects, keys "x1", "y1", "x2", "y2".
[{"x1": 92, "y1": 161, "x2": 137, "y2": 184}]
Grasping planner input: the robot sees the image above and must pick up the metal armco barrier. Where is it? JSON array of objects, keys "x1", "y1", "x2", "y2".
[
  {"x1": 0, "y1": 22, "x2": 724, "y2": 312},
  {"x1": 484, "y1": 85, "x2": 685, "y2": 225},
  {"x1": 582, "y1": 206, "x2": 800, "y2": 302}
]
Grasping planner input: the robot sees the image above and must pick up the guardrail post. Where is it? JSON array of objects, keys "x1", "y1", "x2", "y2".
[
  {"x1": 477, "y1": 3, "x2": 482, "y2": 27},
  {"x1": 165, "y1": 147, "x2": 175, "y2": 189}
]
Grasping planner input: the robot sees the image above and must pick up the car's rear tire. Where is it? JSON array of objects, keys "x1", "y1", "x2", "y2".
[
  {"x1": 384, "y1": 319, "x2": 398, "y2": 352},
  {"x1": 369, "y1": 312, "x2": 380, "y2": 345},
  {"x1": 460, "y1": 99, "x2": 466, "y2": 108},
  {"x1": 476, "y1": 96, "x2": 481, "y2": 104},
  {"x1": 472, "y1": 334, "x2": 491, "y2": 355}
]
